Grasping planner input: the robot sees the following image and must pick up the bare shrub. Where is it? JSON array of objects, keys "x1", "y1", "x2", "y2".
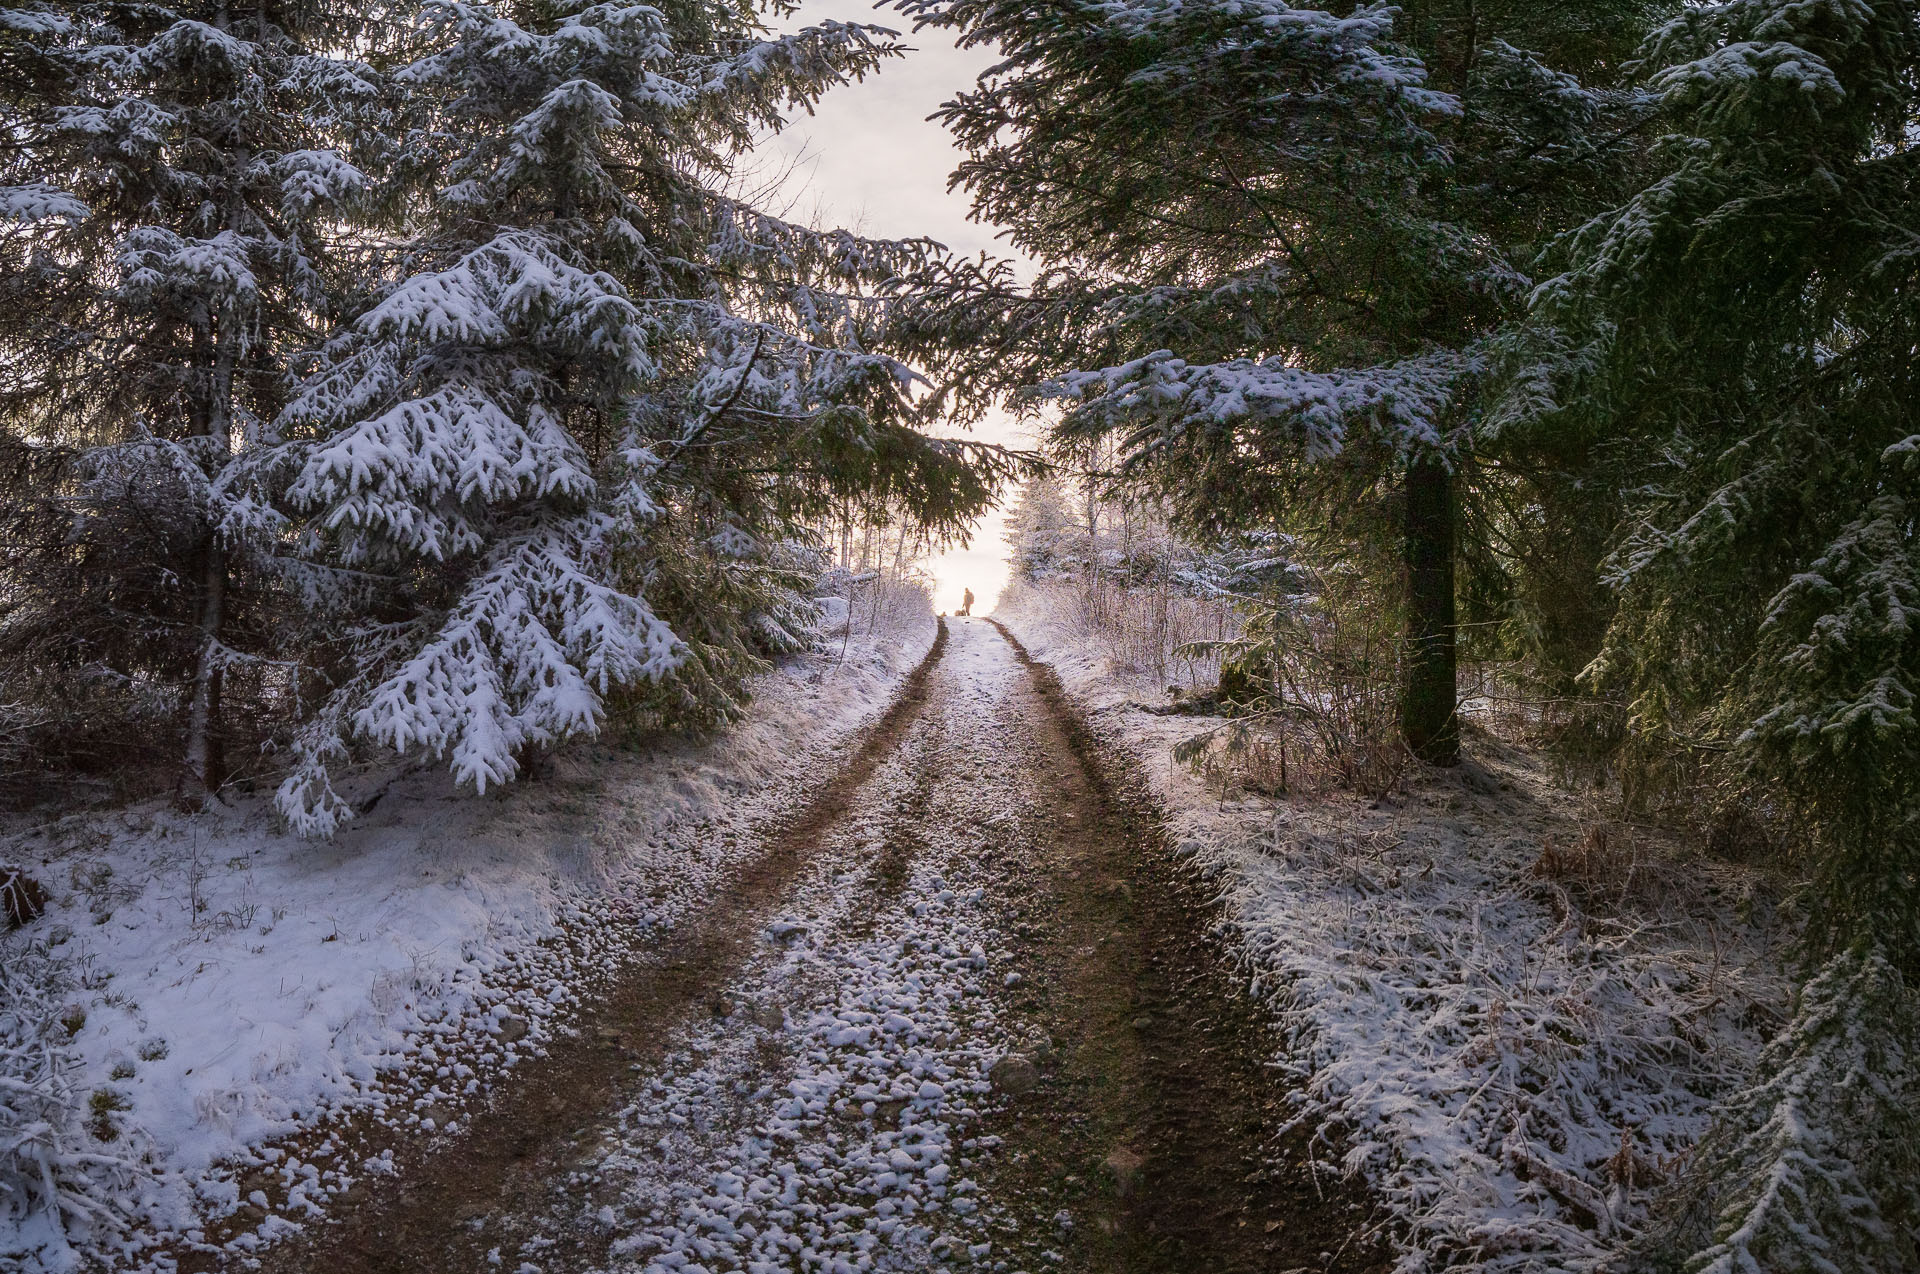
[
  {"x1": 816, "y1": 562, "x2": 935, "y2": 655},
  {"x1": 1067, "y1": 572, "x2": 1237, "y2": 688},
  {"x1": 1, "y1": 865, "x2": 48, "y2": 931},
  {"x1": 1527, "y1": 820, "x2": 1756, "y2": 939},
  {"x1": 1179, "y1": 556, "x2": 1409, "y2": 800},
  {"x1": 1000, "y1": 475, "x2": 1249, "y2": 690}
]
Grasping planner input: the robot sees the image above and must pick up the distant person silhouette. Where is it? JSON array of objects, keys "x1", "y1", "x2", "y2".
[{"x1": 959, "y1": 587, "x2": 974, "y2": 617}]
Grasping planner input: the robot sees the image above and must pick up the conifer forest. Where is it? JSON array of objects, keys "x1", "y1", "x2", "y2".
[{"x1": 1, "y1": 2, "x2": 1916, "y2": 1272}]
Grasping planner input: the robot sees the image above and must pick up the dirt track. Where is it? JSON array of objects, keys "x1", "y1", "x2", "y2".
[{"x1": 229, "y1": 618, "x2": 1381, "y2": 1274}]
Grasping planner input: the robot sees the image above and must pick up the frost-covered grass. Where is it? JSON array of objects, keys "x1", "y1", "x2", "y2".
[
  {"x1": 0, "y1": 942, "x2": 139, "y2": 1267},
  {"x1": 0, "y1": 620, "x2": 935, "y2": 1272},
  {"x1": 1210, "y1": 792, "x2": 1786, "y2": 1272},
  {"x1": 997, "y1": 583, "x2": 1792, "y2": 1273}
]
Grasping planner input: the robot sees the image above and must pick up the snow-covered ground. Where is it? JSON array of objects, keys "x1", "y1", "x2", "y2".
[
  {"x1": 3, "y1": 572, "x2": 1801, "y2": 1274},
  {"x1": 994, "y1": 581, "x2": 1791, "y2": 1273},
  {"x1": 207, "y1": 616, "x2": 1076, "y2": 1274},
  {"x1": 480, "y1": 632, "x2": 1028, "y2": 1272},
  {"x1": 0, "y1": 618, "x2": 936, "y2": 1273}
]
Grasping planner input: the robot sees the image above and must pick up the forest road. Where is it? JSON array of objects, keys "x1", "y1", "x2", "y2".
[{"x1": 241, "y1": 618, "x2": 1383, "y2": 1274}]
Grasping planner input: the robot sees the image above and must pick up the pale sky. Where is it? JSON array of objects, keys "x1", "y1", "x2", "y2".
[{"x1": 767, "y1": 0, "x2": 1032, "y2": 615}]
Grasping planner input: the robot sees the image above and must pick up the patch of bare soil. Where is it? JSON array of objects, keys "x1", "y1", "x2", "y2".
[
  {"x1": 211, "y1": 622, "x2": 951, "y2": 1274},
  {"x1": 981, "y1": 618, "x2": 1388, "y2": 1274}
]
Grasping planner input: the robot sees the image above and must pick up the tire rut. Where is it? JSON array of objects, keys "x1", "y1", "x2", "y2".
[
  {"x1": 179, "y1": 615, "x2": 1387, "y2": 1274},
  {"x1": 229, "y1": 621, "x2": 952, "y2": 1274},
  {"x1": 979, "y1": 617, "x2": 1388, "y2": 1274}
]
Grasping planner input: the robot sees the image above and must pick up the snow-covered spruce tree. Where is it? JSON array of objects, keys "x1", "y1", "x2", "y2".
[
  {"x1": 274, "y1": 1, "x2": 1014, "y2": 833},
  {"x1": 0, "y1": 1, "x2": 386, "y2": 800},
  {"x1": 1001, "y1": 475, "x2": 1080, "y2": 584},
  {"x1": 1623, "y1": 947, "x2": 1920, "y2": 1274},
  {"x1": 891, "y1": 0, "x2": 1666, "y2": 764},
  {"x1": 1522, "y1": 2, "x2": 1920, "y2": 1266},
  {"x1": 1533, "y1": 0, "x2": 1920, "y2": 961}
]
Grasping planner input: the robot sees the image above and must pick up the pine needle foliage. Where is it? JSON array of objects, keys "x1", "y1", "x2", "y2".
[
  {"x1": 1, "y1": 0, "x2": 1022, "y2": 829},
  {"x1": 890, "y1": 0, "x2": 1669, "y2": 763},
  {"x1": 0, "y1": 0, "x2": 395, "y2": 799},
  {"x1": 1624, "y1": 946, "x2": 1920, "y2": 1274},
  {"x1": 267, "y1": 0, "x2": 1020, "y2": 833},
  {"x1": 1531, "y1": 0, "x2": 1920, "y2": 971}
]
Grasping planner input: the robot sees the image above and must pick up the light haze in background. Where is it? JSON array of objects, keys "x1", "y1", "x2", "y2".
[{"x1": 766, "y1": 0, "x2": 1032, "y2": 615}]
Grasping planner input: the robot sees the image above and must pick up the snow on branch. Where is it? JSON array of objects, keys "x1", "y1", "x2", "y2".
[
  {"x1": 1041, "y1": 347, "x2": 1480, "y2": 463},
  {"x1": 1095, "y1": 0, "x2": 1459, "y2": 115},
  {"x1": 500, "y1": 77, "x2": 626, "y2": 190},
  {"x1": 354, "y1": 514, "x2": 682, "y2": 794},
  {"x1": 688, "y1": 20, "x2": 904, "y2": 122},
  {"x1": 293, "y1": 389, "x2": 594, "y2": 562},
  {"x1": 127, "y1": 18, "x2": 258, "y2": 77},
  {"x1": 1639, "y1": 0, "x2": 1886, "y2": 124},
  {"x1": 274, "y1": 216, "x2": 688, "y2": 821},
  {"x1": 116, "y1": 228, "x2": 260, "y2": 332},
  {"x1": 1745, "y1": 494, "x2": 1920, "y2": 746},
  {"x1": 283, "y1": 231, "x2": 649, "y2": 564},
  {"x1": 0, "y1": 8, "x2": 70, "y2": 39},
  {"x1": 0, "y1": 184, "x2": 87, "y2": 225},
  {"x1": 269, "y1": 150, "x2": 368, "y2": 215},
  {"x1": 1657, "y1": 946, "x2": 1920, "y2": 1274},
  {"x1": 706, "y1": 198, "x2": 946, "y2": 287}
]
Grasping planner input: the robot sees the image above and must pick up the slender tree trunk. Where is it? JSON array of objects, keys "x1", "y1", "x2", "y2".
[
  {"x1": 1402, "y1": 453, "x2": 1459, "y2": 765},
  {"x1": 182, "y1": 540, "x2": 228, "y2": 799},
  {"x1": 182, "y1": 313, "x2": 237, "y2": 802}
]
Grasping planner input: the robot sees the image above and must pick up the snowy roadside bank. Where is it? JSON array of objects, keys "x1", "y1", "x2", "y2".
[
  {"x1": 994, "y1": 583, "x2": 1790, "y2": 1273},
  {"x1": 0, "y1": 619, "x2": 936, "y2": 1273}
]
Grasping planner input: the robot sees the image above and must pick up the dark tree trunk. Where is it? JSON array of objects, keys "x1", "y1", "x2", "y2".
[
  {"x1": 514, "y1": 738, "x2": 553, "y2": 784},
  {"x1": 1403, "y1": 453, "x2": 1460, "y2": 765},
  {"x1": 181, "y1": 539, "x2": 227, "y2": 804}
]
